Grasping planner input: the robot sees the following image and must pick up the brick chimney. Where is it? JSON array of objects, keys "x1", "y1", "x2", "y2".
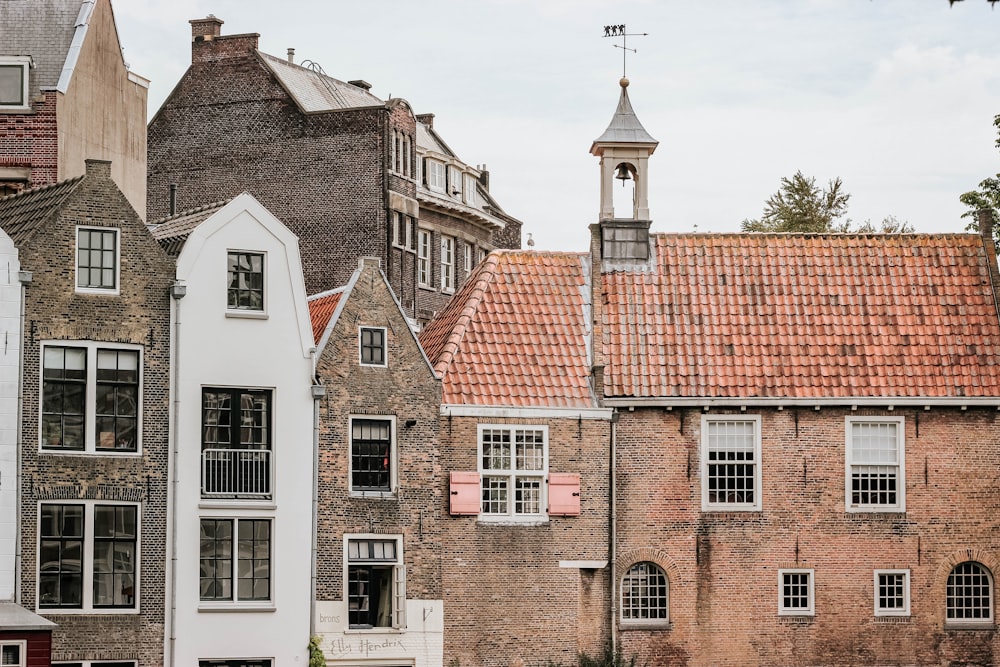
[
  {"x1": 189, "y1": 16, "x2": 260, "y2": 64},
  {"x1": 415, "y1": 113, "x2": 434, "y2": 128}
]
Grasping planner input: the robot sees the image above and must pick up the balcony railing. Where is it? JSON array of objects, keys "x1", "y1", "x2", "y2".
[{"x1": 202, "y1": 448, "x2": 272, "y2": 499}]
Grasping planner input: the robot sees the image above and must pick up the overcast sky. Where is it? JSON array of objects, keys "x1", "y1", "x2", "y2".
[{"x1": 115, "y1": 0, "x2": 1000, "y2": 251}]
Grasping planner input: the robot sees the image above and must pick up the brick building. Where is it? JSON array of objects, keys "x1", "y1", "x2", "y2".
[
  {"x1": 147, "y1": 16, "x2": 522, "y2": 322},
  {"x1": 0, "y1": 0, "x2": 148, "y2": 214},
  {"x1": 0, "y1": 159, "x2": 175, "y2": 666},
  {"x1": 309, "y1": 258, "x2": 444, "y2": 666}
]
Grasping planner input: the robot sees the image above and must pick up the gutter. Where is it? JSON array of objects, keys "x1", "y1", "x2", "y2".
[
  {"x1": 310, "y1": 352, "x2": 325, "y2": 637},
  {"x1": 603, "y1": 397, "x2": 1000, "y2": 409},
  {"x1": 166, "y1": 281, "x2": 186, "y2": 667},
  {"x1": 609, "y1": 410, "x2": 618, "y2": 649}
]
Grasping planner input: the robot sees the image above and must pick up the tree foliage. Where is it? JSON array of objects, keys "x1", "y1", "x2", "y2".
[
  {"x1": 741, "y1": 171, "x2": 913, "y2": 234},
  {"x1": 960, "y1": 114, "x2": 1000, "y2": 236}
]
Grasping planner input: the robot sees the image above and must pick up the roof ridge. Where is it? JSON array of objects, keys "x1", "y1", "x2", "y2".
[
  {"x1": 307, "y1": 284, "x2": 349, "y2": 301},
  {"x1": 0, "y1": 174, "x2": 84, "y2": 204},
  {"x1": 428, "y1": 253, "x2": 503, "y2": 377},
  {"x1": 148, "y1": 198, "x2": 232, "y2": 226}
]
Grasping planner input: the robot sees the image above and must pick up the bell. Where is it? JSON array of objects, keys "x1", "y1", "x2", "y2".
[{"x1": 615, "y1": 163, "x2": 632, "y2": 183}]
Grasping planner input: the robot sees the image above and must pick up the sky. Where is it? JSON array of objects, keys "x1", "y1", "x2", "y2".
[{"x1": 114, "y1": 0, "x2": 1000, "y2": 252}]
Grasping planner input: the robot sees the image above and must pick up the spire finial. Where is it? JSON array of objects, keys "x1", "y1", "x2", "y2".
[{"x1": 602, "y1": 24, "x2": 648, "y2": 78}]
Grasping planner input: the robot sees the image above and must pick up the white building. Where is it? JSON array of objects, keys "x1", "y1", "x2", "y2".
[{"x1": 152, "y1": 193, "x2": 316, "y2": 667}]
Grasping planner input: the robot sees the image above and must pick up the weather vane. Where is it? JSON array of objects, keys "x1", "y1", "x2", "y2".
[{"x1": 602, "y1": 24, "x2": 648, "y2": 78}]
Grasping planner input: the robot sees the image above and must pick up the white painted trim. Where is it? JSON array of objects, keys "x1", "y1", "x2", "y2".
[
  {"x1": 56, "y1": 0, "x2": 96, "y2": 93},
  {"x1": 777, "y1": 568, "x2": 815, "y2": 617},
  {"x1": 845, "y1": 416, "x2": 905, "y2": 513},
  {"x1": 874, "y1": 569, "x2": 911, "y2": 617},
  {"x1": 441, "y1": 404, "x2": 612, "y2": 419},
  {"x1": 559, "y1": 560, "x2": 608, "y2": 569},
  {"x1": 74, "y1": 226, "x2": 121, "y2": 295},
  {"x1": 700, "y1": 414, "x2": 762, "y2": 512},
  {"x1": 605, "y1": 397, "x2": 1000, "y2": 408}
]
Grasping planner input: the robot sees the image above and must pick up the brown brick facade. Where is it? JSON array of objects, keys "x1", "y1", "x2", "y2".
[
  {"x1": 0, "y1": 91, "x2": 58, "y2": 192},
  {"x1": 14, "y1": 161, "x2": 174, "y2": 665}
]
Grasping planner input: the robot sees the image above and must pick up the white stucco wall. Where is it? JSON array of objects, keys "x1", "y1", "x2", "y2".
[
  {"x1": 169, "y1": 194, "x2": 315, "y2": 665},
  {"x1": 0, "y1": 233, "x2": 19, "y2": 601}
]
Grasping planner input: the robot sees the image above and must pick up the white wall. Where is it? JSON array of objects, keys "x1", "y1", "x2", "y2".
[
  {"x1": 0, "y1": 234, "x2": 19, "y2": 601},
  {"x1": 169, "y1": 194, "x2": 315, "y2": 665}
]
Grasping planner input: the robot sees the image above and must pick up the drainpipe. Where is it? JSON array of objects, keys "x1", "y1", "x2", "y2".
[
  {"x1": 14, "y1": 270, "x2": 31, "y2": 603},
  {"x1": 166, "y1": 281, "x2": 187, "y2": 667},
  {"x1": 310, "y1": 349, "x2": 325, "y2": 638},
  {"x1": 609, "y1": 409, "x2": 619, "y2": 648}
]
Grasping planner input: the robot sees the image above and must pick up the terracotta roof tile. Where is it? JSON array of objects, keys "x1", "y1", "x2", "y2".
[
  {"x1": 421, "y1": 251, "x2": 597, "y2": 408},
  {"x1": 308, "y1": 289, "x2": 345, "y2": 346},
  {"x1": 603, "y1": 233, "x2": 1000, "y2": 399},
  {"x1": 0, "y1": 176, "x2": 84, "y2": 244}
]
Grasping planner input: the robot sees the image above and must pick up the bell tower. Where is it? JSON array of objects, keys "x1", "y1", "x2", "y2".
[{"x1": 590, "y1": 77, "x2": 658, "y2": 261}]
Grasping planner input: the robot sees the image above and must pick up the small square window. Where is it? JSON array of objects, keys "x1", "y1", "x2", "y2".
[
  {"x1": 778, "y1": 569, "x2": 814, "y2": 616},
  {"x1": 0, "y1": 58, "x2": 29, "y2": 108},
  {"x1": 874, "y1": 569, "x2": 910, "y2": 616},
  {"x1": 359, "y1": 327, "x2": 386, "y2": 366},
  {"x1": 76, "y1": 227, "x2": 119, "y2": 293},
  {"x1": 227, "y1": 251, "x2": 264, "y2": 311},
  {"x1": 1, "y1": 642, "x2": 25, "y2": 667}
]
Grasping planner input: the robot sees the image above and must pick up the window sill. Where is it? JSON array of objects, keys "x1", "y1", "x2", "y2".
[
  {"x1": 75, "y1": 287, "x2": 120, "y2": 296},
  {"x1": 0, "y1": 106, "x2": 33, "y2": 113},
  {"x1": 701, "y1": 506, "x2": 761, "y2": 513},
  {"x1": 39, "y1": 449, "x2": 141, "y2": 457},
  {"x1": 199, "y1": 499, "x2": 276, "y2": 510},
  {"x1": 343, "y1": 627, "x2": 405, "y2": 634},
  {"x1": 476, "y1": 516, "x2": 549, "y2": 527},
  {"x1": 349, "y1": 491, "x2": 397, "y2": 501},
  {"x1": 199, "y1": 603, "x2": 276, "y2": 613},
  {"x1": 417, "y1": 284, "x2": 436, "y2": 292},
  {"x1": 38, "y1": 607, "x2": 139, "y2": 616},
  {"x1": 619, "y1": 621, "x2": 670, "y2": 632},
  {"x1": 225, "y1": 310, "x2": 269, "y2": 320},
  {"x1": 944, "y1": 622, "x2": 995, "y2": 631}
]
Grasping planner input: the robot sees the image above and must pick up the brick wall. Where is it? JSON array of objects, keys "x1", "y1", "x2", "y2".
[
  {"x1": 0, "y1": 91, "x2": 58, "y2": 190},
  {"x1": 614, "y1": 406, "x2": 1000, "y2": 667},
  {"x1": 440, "y1": 415, "x2": 611, "y2": 667},
  {"x1": 16, "y1": 161, "x2": 174, "y2": 665}
]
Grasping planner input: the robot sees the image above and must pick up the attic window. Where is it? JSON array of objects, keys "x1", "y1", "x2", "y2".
[{"x1": 0, "y1": 57, "x2": 30, "y2": 109}]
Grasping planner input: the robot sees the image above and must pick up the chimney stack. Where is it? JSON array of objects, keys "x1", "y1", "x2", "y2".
[
  {"x1": 978, "y1": 208, "x2": 996, "y2": 242},
  {"x1": 415, "y1": 113, "x2": 434, "y2": 129},
  {"x1": 190, "y1": 15, "x2": 223, "y2": 42},
  {"x1": 287, "y1": 48, "x2": 295, "y2": 64}
]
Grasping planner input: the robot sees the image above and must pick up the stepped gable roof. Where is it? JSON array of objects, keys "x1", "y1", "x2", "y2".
[
  {"x1": 308, "y1": 287, "x2": 346, "y2": 346},
  {"x1": 0, "y1": 0, "x2": 94, "y2": 93},
  {"x1": 0, "y1": 176, "x2": 84, "y2": 244},
  {"x1": 603, "y1": 232, "x2": 1000, "y2": 400},
  {"x1": 420, "y1": 250, "x2": 597, "y2": 408},
  {"x1": 148, "y1": 199, "x2": 231, "y2": 256},
  {"x1": 591, "y1": 78, "x2": 658, "y2": 151},
  {"x1": 258, "y1": 51, "x2": 384, "y2": 113}
]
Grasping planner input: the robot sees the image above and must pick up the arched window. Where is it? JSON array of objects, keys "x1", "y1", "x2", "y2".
[
  {"x1": 620, "y1": 561, "x2": 668, "y2": 624},
  {"x1": 946, "y1": 561, "x2": 993, "y2": 624}
]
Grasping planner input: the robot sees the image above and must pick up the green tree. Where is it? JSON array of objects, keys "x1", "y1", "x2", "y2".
[
  {"x1": 855, "y1": 215, "x2": 915, "y2": 234},
  {"x1": 741, "y1": 171, "x2": 851, "y2": 233},
  {"x1": 960, "y1": 114, "x2": 1000, "y2": 236}
]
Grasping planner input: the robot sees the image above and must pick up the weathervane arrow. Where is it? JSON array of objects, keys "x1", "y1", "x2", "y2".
[{"x1": 602, "y1": 24, "x2": 648, "y2": 77}]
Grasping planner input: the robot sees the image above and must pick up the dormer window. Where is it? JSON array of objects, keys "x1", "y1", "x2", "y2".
[
  {"x1": 227, "y1": 251, "x2": 264, "y2": 312},
  {"x1": 426, "y1": 160, "x2": 445, "y2": 193},
  {"x1": 76, "y1": 227, "x2": 119, "y2": 294},
  {"x1": 448, "y1": 167, "x2": 462, "y2": 198},
  {"x1": 0, "y1": 57, "x2": 30, "y2": 109},
  {"x1": 464, "y1": 174, "x2": 478, "y2": 206}
]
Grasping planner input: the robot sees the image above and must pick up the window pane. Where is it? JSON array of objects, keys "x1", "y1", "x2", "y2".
[
  {"x1": 77, "y1": 229, "x2": 117, "y2": 289},
  {"x1": 947, "y1": 561, "x2": 992, "y2": 620},
  {"x1": 351, "y1": 419, "x2": 392, "y2": 491},
  {"x1": 706, "y1": 420, "x2": 756, "y2": 504},
  {"x1": 621, "y1": 562, "x2": 668, "y2": 621},
  {"x1": 227, "y1": 252, "x2": 265, "y2": 311},
  {"x1": 0, "y1": 64, "x2": 24, "y2": 105}
]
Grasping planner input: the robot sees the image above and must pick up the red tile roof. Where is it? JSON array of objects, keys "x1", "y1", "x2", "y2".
[
  {"x1": 420, "y1": 251, "x2": 597, "y2": 408},
  {"x1": 308, "y1": 289, "x2": 345, "y2": 346},
  {"x1": 603, "y1": 233, "x2": 1000, "y2": 399}
]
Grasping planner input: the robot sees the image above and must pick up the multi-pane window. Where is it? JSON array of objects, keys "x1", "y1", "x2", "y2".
[
  {"x1": 778, "y1": 569, "x2": 814, "y2": 616},
  {"x1": 199, "y1": 518, "x2": 271, "y2": 602},
  {"x1": 347, "y1": 537, "x2": 405, "y2": 629},
  {"x1": 426, "y1": 160, "x2": 446, "y2": 192},
  {"x1": 0, "y1": 59, "x2": 29, "y2": 107},
  {"x1": 0, "y1": 643, "x2": 24, "y2": 667},
  {"x1": 464, "y1": 243, "x2": 474, "y2": 272},
  {"x1": 846, "y1": 418, "x2": 904, "y2": 511},
  {"x1": 227, "y1": 251, "x2": 264, "y2": 311},
  {"x1": 359, "y1": 327, "x2": 386, "y2": 366},
  {"x1": 874, "y1": 570, "x2": 910, "y2": 616},
  {"x1": 201, "y1": 389, "x2": 272, "y2": 499},
  {"x1": 479, "y1": 426, "x2": 547, "y2": 518},
  {"x1": 441, "y1": 236, "x2": 455, "y2": 292},
  {"x1": 417, "y1": 229, "x2": 432, "y2": 287},
  {"x1": 76, "y1": 228, "x2": 118, "y2": 292},
  {"x1": 393, "y1": 211, "x2": 412, "y2": 248},
  {"x1": 42, "y1": 344, "x2": 140, "y2": 453},
  {"x1": 946, "y1": 561, "x2": 993, "y2": 624},
  {"x1": 350, "y1": 418, "x2": 393, "y2": 493},
  {"x1": 620, "y1": 562, "x2": 669, "y2": 624},
  {"x1": 464, "y1": 174, "x2": 478, "y2": 206},
  {"x1": 449, "y1": 167, "x2": 463, "y2": 197},
  {"x1": 701, "y1": 416, "x2": 761, "y2": 510},
  {"x1": 199, "y1": 661, "x2": 271, "y2": 667},
  {"x1": 38, "y1": 503, "x2": 138, "y2": 610}
]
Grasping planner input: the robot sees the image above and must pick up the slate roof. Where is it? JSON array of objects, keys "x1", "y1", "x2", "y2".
[
  {"x1": 258, "y1": 51, "x2": 384, "y2": 113},
  {"x1": 148, "y1": 200, "x2": 231, "y2": 256},
  {"x1": 0, "y1": 0, "x2": 97, "y2": 94},
  {"x1": 420, "y1": 251, "x2": 597, "y2": 408},
  {"x1": 0, "y1": 176, "x2": 83, "y2": 244},
  {"x1": 308, "y1": 288, "x2": 346, "y2": 346},
  {"x1": 603, "y1": 233, "x2": 1000, "y2": 400},
  {"x1": 591, "y1": 79, "x2": 658, "y2": 150}
]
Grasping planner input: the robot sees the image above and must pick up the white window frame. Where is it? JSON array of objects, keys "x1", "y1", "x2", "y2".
[
  {"x1": 477, "y1": 424, "x2": 548, "y2": 523},
  {"x1": 464, "y1": 242, "x2": 473, "y2": 272},
  {"x1": 54, "y1": 662, "x2": 138, "y2": 667},
  {"x1": 359, "y1": 326, "x2": 388, "y2": 367},
  {"x1": 845, "y1": 417, "x2": 905, "y2": 513},
  {"x1": 0, "y1": 56, "x2": 31, "y2": 110},
  {"x1": 417, "y1": 229, "x2": 432, "y2": 287},
  {"x1": 426, "y1": 160, "x2": 446, "y2": 192},
  {"x1": 874, "y1": 569, "x2": 910, "y2": 617},
  {"x1": 392, "y1": 211, "x2": 404, "y2": 247},
  {"x1": 700, "y1": 415, "x2": 762, "y2": 512},
  {"x1": 0, "y1": 641, "x2": 26, "y2": 667},
  {"x1": 348, "y1": 415, "x2": 397, "y2": 497},
  {"x1": 946, "y1": 561, "x2": 994, "y2": 626},
  {"x1": 39, "y1": 341, "x2": 143, "y2": 455},
  {"x1": 778, "y1": 568, "x2": 814, "y2": 616},
  {"x1": 344, "y1": 534, "x2": 406, "y2": 630},
  {"x1": 198, "y1": 516, "x2": 273, "y2": 609},
  {"x1": 448, "y1": 166, "x2": 463, "y2": 197},
  {"x1": 75, "y1": 226, "x2": 120, "y2": 295},
  {"x1": 619, "y1": 561, "x2": 669, "y2": 626},
  {"x1": 37, "y1": 500, "x2": 140, "y2": 614},
  {"x1": 225, "y1": 249, "x2": 267, "y2": 317},
  {"x1": 440, "y1": 236, "x2": 455, "y2": 293},
  {"x1": 464, "y1": 174, "x2": 478, "y2": 206}
]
